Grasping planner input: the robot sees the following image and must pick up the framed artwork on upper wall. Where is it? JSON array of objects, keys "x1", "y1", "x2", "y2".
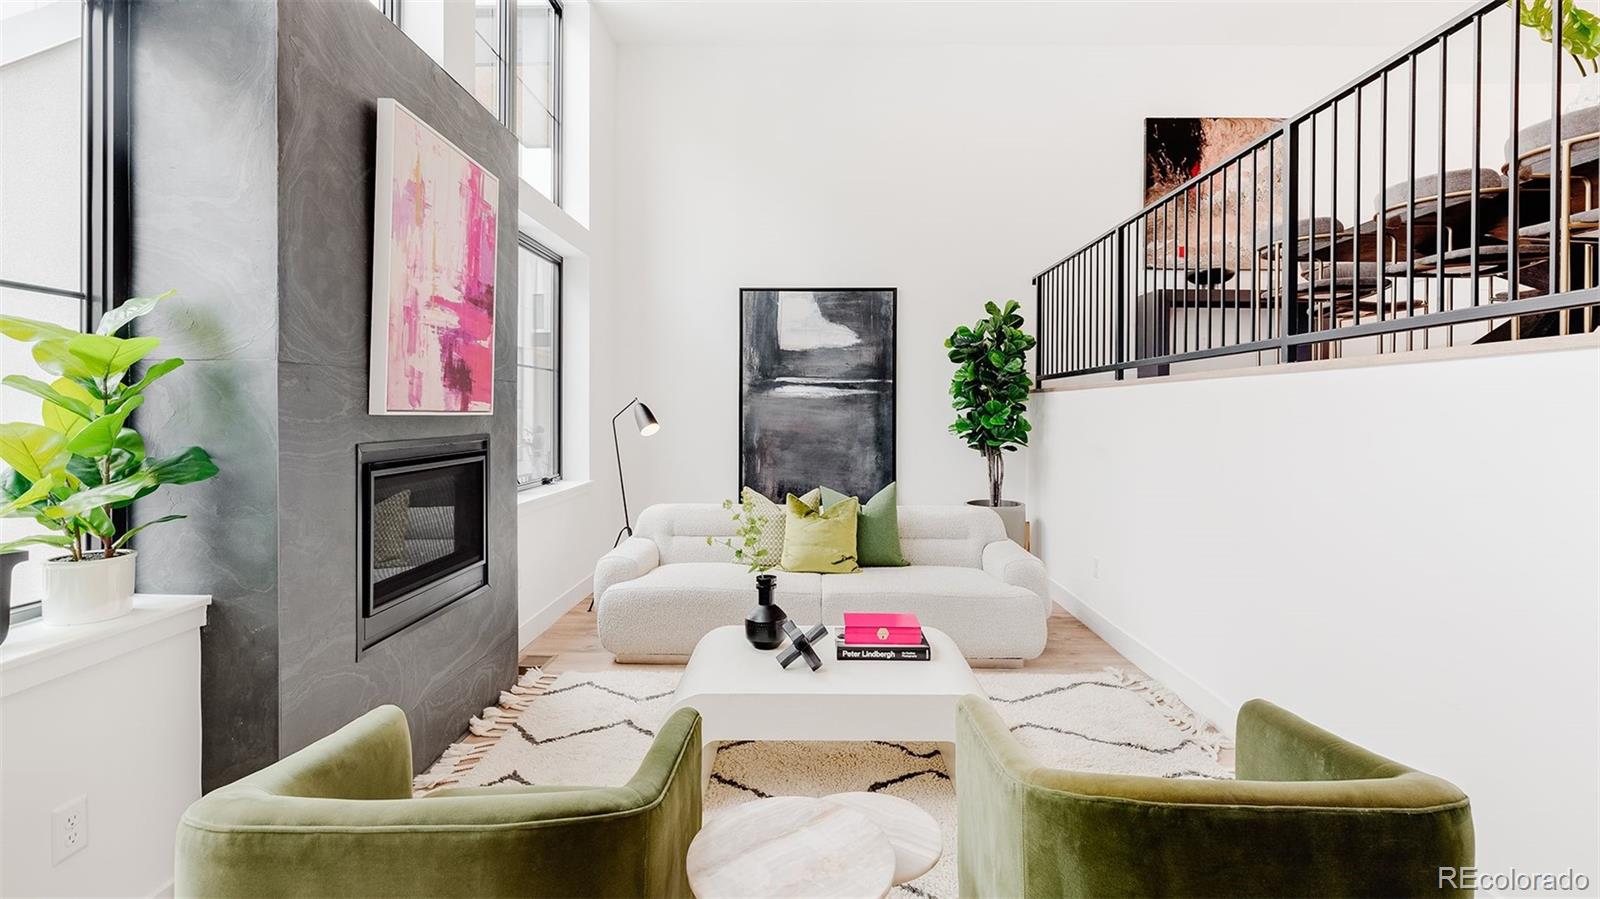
[
  {"x1": 369, "y1": 98, "x2": 500, "y2": 415},
  {"x1": 739, "y1": 288, "x2": 896, "y2": 502},
  {"x1": 1143, "y1": 116, "x2": 1282, "y2": 268}
]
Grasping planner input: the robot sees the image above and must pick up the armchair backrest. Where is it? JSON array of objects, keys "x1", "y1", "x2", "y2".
[
  {"x1": 176, "y1": 705, "x2": 703, "y2": 898},
  {"x1": 635, "y1": 502, "x2": 1004, "y2": 568},
  {"x1": 955, "y1": 696, "x2": 1474, "y2": 898}
]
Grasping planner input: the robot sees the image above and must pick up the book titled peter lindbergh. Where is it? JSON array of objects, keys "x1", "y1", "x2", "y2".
[{"x1": 833, "y1": 629, "x2": 931, "y2": 661}]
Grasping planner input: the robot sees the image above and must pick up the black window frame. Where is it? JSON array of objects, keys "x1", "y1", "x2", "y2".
[
  {"x1": 515, "y1": 236, "x2": 562, "y2": 489},
  {"x1": 2, "y1": 0, "x2": 130, "y2": 626}
]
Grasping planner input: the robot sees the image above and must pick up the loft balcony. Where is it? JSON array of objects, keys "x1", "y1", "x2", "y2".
[{"x1": 1034, "y1": 0, "x2": 1600, "y2": 384}]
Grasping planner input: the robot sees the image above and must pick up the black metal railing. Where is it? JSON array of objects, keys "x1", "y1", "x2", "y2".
[{"x1": 1035, "y1": 0, "x2": 1599, "y2": 384}]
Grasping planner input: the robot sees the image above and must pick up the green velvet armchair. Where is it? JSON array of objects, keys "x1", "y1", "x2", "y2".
[
  {"x1": 175, "y1": 705, "x2": 702, "y2": 898},
  {"x1": 956, "y1": 696, "x2": 1473, "y2": 898}
]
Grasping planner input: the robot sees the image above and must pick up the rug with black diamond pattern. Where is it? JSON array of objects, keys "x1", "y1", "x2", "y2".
[{"x1": 418, "y1": 669, "x2": 1231, "y2": 899}]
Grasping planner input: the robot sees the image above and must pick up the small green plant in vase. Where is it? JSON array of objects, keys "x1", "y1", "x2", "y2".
[
  {"x1": 706, "y1": 495, "x2": 772, "y2": 572},
  {"x1": 0, "y1": 291, "x2": 219, "y2": 625}
]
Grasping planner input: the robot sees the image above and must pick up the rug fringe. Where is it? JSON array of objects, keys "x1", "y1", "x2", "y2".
[
  {"x1": 1106, "y1": 667, "x2": 1232, "y2": 759},
  {"x1": 413, "y1": 667, "x2": 558, "y2": 795}
]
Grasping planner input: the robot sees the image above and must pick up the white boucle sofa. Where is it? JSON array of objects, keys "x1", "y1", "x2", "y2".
[{"x1": 594, "y1": 503, "x2": 1050, "y2": 665}]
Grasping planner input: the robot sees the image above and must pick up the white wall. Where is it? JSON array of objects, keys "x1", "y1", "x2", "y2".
[
  {"x1": 1030, "y1": 343, "x2": 1600, "y2": 886},
  {"x1": 610, "y1": 34, "x2": 1448, "y2": 511}
]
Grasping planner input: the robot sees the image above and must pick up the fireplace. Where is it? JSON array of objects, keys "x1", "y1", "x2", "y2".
[{"x1": 357, "y1": 435, "x2": 489, "y2": 653}]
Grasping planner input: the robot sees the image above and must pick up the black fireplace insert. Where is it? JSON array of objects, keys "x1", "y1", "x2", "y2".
[{"x1": 357, "y1": 434, "x2": 489, "y2": 653}]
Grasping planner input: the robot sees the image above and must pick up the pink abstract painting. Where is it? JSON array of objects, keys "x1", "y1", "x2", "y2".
[{"x1": 370, "y1": 99, "x2": 499, "y2": 414}]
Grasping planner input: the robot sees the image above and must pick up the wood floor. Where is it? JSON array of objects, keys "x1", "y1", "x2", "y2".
[{"x1": 520, "y1": 602, "x2": 1145, "y2": 677}]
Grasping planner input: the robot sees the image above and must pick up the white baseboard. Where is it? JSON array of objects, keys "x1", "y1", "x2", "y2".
[
  {"x1": 519, "y1": 575, "x2": 593, "y2": 651},
  {"x1": 1049, "y1": 579, "x2": 1240, "y2": 736}
]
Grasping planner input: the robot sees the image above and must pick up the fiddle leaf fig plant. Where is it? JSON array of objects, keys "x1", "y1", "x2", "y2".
[
  {"x1": 0, "y1": 290, "x2": 219, "y2": 561},
  {"x1": 946, "y1": 300, "x2": 1036, "y2": 508},
  {"x1": 1516, "y1": 0, "x2": 1600, "y2": 75}
]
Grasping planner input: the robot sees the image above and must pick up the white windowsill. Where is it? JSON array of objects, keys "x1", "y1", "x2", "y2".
[
  {"x1": 0, "y1": 594, "x2": 210, "y2": 698},
  {"x1": 517, "y1": 478, "x2": 592, "y2": 511}
]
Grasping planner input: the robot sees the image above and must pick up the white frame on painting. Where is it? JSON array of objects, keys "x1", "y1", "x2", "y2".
[{"x1": 369, "y1": 98, "x2": 500, "y2": 415}]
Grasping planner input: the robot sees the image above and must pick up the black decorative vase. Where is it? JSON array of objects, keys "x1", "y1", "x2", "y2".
[
  {"x1": 0, "y1": 550, "x2": 26, "y2": 646},
  {"x1": 744, "y1": 573, "x2": 787, "y2": 650}
]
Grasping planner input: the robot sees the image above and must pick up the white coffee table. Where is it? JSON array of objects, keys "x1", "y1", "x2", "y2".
[{"x1": 669, "y1": 625, "x2": 982, "y2": 785}]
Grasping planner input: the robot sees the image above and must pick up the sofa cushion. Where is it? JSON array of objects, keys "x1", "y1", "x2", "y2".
[
  {"x1": 637, "y1": 503, "x2": 1003, "y2": 569},
  {"x1": 597, "y1": 563, "x2": 823, "y2": 657},
  {"x1": 820, "y1": 483, "x2": 908, "y2": 567},
  {"x1": 736, "y1": 487, "x2": 821, "y2": 569},
  {"x1": 819, "y1": 566, "x2": 1046, "y2": 660},
  {"x1": 780, "y1": 494, "x2": 861, "y2": 573}
]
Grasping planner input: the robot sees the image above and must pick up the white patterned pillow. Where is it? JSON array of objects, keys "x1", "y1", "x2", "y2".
[
  {"x1": 739, "y1": 486, "x2": 819, "y2": 569},
  {"x1": 738, "y1": 487, "x2": 785, "y2": 569}
]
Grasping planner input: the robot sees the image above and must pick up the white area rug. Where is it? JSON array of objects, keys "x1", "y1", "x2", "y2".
[{"x1": 418, "y1": 669, "x2": 1231, "y2": 899}]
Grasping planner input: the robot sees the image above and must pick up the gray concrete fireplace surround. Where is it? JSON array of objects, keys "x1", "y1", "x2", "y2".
[{"x1": 127, "y1": 0, "x2": 519, "y2": 789}]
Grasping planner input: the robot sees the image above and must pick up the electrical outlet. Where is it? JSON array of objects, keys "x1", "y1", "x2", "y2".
[
  {"x1": 51, "y1": 796, "x2": 87, "y2": 865},
  {"x1": 1092, "y1": 557, "x2": 1101, "y2": 579}
]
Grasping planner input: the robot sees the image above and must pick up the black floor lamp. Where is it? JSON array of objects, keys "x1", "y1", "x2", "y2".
[{"x1": 612, "y1": 397, "x2": 660, "y2": 547}]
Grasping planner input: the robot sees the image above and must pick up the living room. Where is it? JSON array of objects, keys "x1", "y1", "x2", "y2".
[{"x1": 1, "y1": 0, "x2": 1596, "y2": 896}]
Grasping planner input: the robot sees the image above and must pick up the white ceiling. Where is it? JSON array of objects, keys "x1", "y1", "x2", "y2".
[{"x1": 592, "y1": 0, "x2": 1482, "y2": 48}]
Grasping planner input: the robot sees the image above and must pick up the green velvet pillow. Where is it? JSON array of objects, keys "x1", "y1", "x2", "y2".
[
  {"x1": 780, "y1": 494, "x2": 861, "y2": 573},
  {"x1": 820, "y1": 483, "x2": 907, "y2": 567}
]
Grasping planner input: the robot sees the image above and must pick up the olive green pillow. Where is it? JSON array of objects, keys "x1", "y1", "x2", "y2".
[
  {"x1": 780, "y1": 493, "x2": 860, "y2": 574},
  {"x1": 819, "y1": 483, "x2": 907, "y2": 567},
  {"x1": 739, "y1": 487, "x2": 819, "y2": 570}
]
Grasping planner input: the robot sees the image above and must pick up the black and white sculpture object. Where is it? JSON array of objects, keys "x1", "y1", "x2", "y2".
[{"x1": 777, "y1": 620, "x2": 829, "y2": 671}]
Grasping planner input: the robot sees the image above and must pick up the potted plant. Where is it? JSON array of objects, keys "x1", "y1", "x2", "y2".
[
  {"x1": 946, "y1": 300, "x2": 1035, "y2": 545},
  {"x1": 0, "y1": 291, "x2": 218, "y2": 625},
  {"x1": 1516, "y1": 0, "x2": 1600, "y2": 110}
]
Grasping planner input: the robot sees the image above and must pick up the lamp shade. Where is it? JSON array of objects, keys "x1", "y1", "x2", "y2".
[{"x1": 634, "y1": 402, "x2": 660, "y2": 437}]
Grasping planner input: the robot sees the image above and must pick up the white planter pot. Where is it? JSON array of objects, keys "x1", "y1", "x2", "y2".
[
  {"x1": 41, "y1": 550, "x2": 136, "y2": 626},
  {"x1": 967, "y1": 500, "x2": 1027, "y2": 546}
]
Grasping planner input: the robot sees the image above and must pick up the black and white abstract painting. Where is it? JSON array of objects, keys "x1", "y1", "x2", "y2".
[{"x1": 740, "y1": 289, "x2": 896, "y2": 502}]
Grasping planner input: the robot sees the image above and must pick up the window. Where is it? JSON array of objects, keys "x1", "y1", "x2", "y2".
[
  {"x1": 375, "y1": 0, "x2": 561, "y2": 205},
  {"x1": 516, "y1": 238, "x2": 560, "y2": 487},
  {"x1": 513, "y1": 0, "x2": 560, "y2": 202},
  {"x1": 471, "y1": 0, "x2": 502, "y2": 119},
  {"x1": 0, "y1": 0, "x2": 126, "y2": 617}
]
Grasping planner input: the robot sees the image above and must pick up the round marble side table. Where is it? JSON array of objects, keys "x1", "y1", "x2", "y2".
[
  {"x1": 686, "y1": 796, "x2": 895, "y2": 899},
  {"x1": 822, "y1": 792, "x2": 943, "y2": 885}
]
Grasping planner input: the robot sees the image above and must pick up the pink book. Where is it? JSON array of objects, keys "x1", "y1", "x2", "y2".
[{"x1": 842, "y1": 612, "x2": 923, "y2": 645}]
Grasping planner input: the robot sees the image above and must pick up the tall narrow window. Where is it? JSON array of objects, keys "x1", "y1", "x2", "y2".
[
  {"x1": 516, "y1": 238, "x2": 561, "y2": 487},
  {"x1": 471, "y1": 0, "x2": 502, "y2": 118},
  {"x1": 0, "y1": 0, "x2": 125, "y2": 618},
  {"x1": 514, "y1": 0, "x2": 560, "y2": 203}
]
